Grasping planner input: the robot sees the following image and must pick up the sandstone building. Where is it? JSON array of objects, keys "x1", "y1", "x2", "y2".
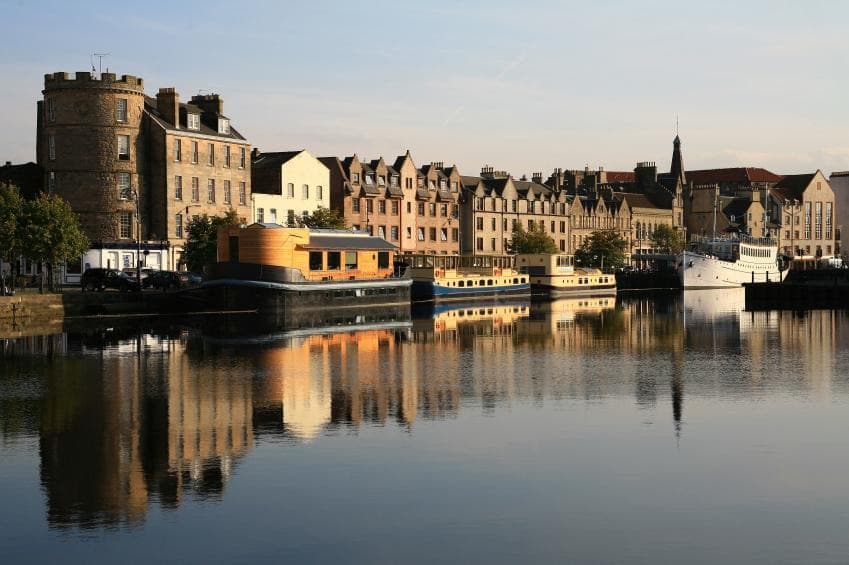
[
  {"x1": 36, "y1": 71, "x2": 251, "y2": 278},
  {"x1": 251, "y1": 149, "x2": 329, "y2": 226}
]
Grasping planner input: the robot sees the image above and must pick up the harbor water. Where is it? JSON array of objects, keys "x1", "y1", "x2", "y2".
[{"x1": 2, "y1": 288, "x2": 849, "y2": 564}]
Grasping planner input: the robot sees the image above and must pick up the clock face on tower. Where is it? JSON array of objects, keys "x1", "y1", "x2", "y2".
[{"x1": 74, "y1": 100, "x2": 89, "y2": 117}]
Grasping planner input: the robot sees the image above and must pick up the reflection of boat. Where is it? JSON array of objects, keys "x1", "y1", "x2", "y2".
[
  {"x1": 400, "y1": 254, "x2": 529, "y2": 301},
  {"x1": 516, "y1": 253, "x2": 616, "y2": 296},
  {"x1": 530, "y1": 295, "x2": 616, "y2": 322},
  {"x1": 411, "y1": 299, "x2": 531, "y2": 340},
  {"x1": 679, "y1": 234, "x2": 780, "y2": 289}
]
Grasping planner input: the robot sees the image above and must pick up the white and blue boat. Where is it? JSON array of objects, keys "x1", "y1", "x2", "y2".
[{"x1": 400, "y1": 254, "x2": 530, "y2": 301}]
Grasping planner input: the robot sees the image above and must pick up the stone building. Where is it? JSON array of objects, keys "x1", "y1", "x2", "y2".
[
  {"x1": 772, "y1": 171, "x2": 837, "y2": 261},
  {"x1": 36, "y1": 71, "x2": 251, "y2": 278},
  {"x1": 322, "y1": 151, "x2": 461, "y2": 254},
  {"x1": 828, "y1": 171, "x2": 847, "y2": 259}
]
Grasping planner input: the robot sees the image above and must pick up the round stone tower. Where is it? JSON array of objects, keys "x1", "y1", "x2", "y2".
[{"x1": 40, "y1": 71, "x2": 147, "y2": 243}]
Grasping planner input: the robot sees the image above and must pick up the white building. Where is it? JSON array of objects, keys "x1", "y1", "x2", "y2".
[{"x1": 251, "y1": 150, "x2": 330, "y2": 226}]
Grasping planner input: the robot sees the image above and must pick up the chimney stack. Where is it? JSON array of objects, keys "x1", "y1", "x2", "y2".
[
  {"x1": 190, "y1": 93, "x2": 224, "y2": 116},
  {"x1": 156, "y1": 88, "x2": 180, "y2": 127}
]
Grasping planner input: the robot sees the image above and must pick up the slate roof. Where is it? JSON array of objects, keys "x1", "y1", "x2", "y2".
[
  {"x1": 613, "y1": 192, "x2": 660, "y2": 210},
  {"x1": 252, "y1": 150, "x2": 304, "y2": 168},
  {"x1": 0, "y1": 161, "x2": 43, "y2": 200},
  {"x1": 721, "y1": 197, "x2": 753, "y2": 220},
  {"x1": 299, "y1": 232, "x2": 396, "y2": 251},
  {"x1": 144, "y1": 97, "x2": 247, "y2": 141},
  {"x1": 772, "y1": 173, "x2": 817, "y2": 202}
]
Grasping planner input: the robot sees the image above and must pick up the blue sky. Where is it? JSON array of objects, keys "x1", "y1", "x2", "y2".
[{"x1": 2, "y1": 0, "x2": 847, "y2": 176}]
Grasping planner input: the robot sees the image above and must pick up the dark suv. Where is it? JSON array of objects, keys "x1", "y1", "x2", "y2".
[
  {"x1": 80, "y1": 268, "x2": 141, "y2": 292},
  {"x1": 144, "y1": 270, "x2": 183, "y2": 291}
]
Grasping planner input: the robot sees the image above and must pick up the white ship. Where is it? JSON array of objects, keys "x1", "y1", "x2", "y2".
[{"x1": 679, "y1": 234, "x2": 780, "y2": 289}]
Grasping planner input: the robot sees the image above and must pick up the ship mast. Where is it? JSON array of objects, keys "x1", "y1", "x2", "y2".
[{"x1": 712, "y1": 190, "x2": 717, "y2": 240}]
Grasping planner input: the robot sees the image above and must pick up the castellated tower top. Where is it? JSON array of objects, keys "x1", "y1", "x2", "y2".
[{"x1": 43, "y1": 71, "x2": 145, "y2": 93}]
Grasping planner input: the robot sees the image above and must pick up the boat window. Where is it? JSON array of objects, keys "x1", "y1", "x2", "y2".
[
  {"x1": 488, "y1": 279, "x2": 493, "y2": 286},
  {"x1": 327, "y1": 252, "x2": 341, "y2": 270},
  {"x1": 458, "y1": 281, "x2": 464, "y2": 287},
  {"x1": 345, "y1": 251, "x2": 358, "y2": 270},
  {"x1": 521, "y1": 278, "x2": 525, "y2": 283},
  {"x1": 513, "y1": 278, "x2": 518, "y2": 284},
  {"x1": 377, "y1": 251, "x2": 389, "y2": 269},
  {"x1": 309, "y1": 252, "x2": 323, "y2": 271}
]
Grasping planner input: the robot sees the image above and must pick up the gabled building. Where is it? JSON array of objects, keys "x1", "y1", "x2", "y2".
[
  {"x1": 772, "y1": 171, "x2": 837, "y2": 260},
  {"x1": 829, "y1": 171, "x2": 847, "y2": 258},
  {"x1": 251, "y1": 149, "x2": 329, "y2": 226}
]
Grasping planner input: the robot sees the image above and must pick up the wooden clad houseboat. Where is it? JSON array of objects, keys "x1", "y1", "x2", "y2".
[
  {"x1": 516, "y1": 254, "x2": 616, "y2": 296},
  {"x1": 399, "y1": 254, "x2": 530, "y2": 301},
  {"x1": 204, "y1": 225, "x2": 411, "y2": 326}
]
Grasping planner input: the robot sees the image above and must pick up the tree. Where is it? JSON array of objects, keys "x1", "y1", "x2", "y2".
[
  {"x1": 0, "y1": 182, "x2": 23, "y2": 294},
  {"x1": 507, "y1": 222, "x2": 559, "y2": 254},
  {"x1": 302, "y1": 206, "x2": 347, "y2": 229},
  {"x1": 574, "y1": 230, "x2": 627, "y2": 271},
  {"x1": 18, "y1": 193, "x2": 89, "y2": 292},
  {"x1": 650, "y1": 224, "x2": 684, "y2": 254},
  {"x1": 182, "y1": 208, "x2": 240, "y2": 273}
]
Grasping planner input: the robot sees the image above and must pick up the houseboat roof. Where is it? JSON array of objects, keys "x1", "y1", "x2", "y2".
[{"x1": 300, "y1": 232, "x2": 397, "y2": 251}]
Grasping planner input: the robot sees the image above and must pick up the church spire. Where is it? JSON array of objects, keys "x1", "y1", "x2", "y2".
[{"x1": 670, "y1": 133, "x2": 686, "y2": 187}]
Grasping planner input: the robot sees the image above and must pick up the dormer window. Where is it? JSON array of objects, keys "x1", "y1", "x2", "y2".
[
  {"x1": 365, "y1": 174, "x2": 374, "y2": 185},
  {"x1": 352, "y1": 172, "x2": 360, "y2": 184},
  {"x1": 187, "y1": 113, "x2": 200, "y2": 130},
  {"x1": 378, "y1": 175, "x2": 386, "y2": 186},
  {"x1": 429, "y1": 180, "x2": 436, "y2": 189},
  {"x1": 391, "y1": 175, "x2": 399, "y2": 187},
  {"x1": 218, "y1": 118, "x2": 230, "y2": 134},
  {"x1": 440, "y1": 179, "x2": 447, "y2": 190}
]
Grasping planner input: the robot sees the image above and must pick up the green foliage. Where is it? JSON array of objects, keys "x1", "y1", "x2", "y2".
[
  {"x1": 508, "y1": 222, "x2": 559, "y2": 254},
  {"x1": 650, "y1": 224, "x2": 684, "y2": 253},
  {"x1": 182, "y1": 208, "x2": 240, "y2": 272},
  {"x1": 0, "y1": 182, "x2": 23, "y2": 265},
  {"x1": 19, "y1": 193, "x2": 89, "y2": 266},
  {"x1": 574, "y1": 230, "x2": 628, "y2": 271},
  {"x1": 302, "y1": 206, "x2": 347, "y2": 229}
]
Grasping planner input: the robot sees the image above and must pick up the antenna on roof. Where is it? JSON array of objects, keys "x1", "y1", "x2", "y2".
[
  {"x1": 90, "y1": 53, "x2": 110, "y2": 76},
  {"x1": 676, "y1": 114, "x2": 679, "y2": 136}
]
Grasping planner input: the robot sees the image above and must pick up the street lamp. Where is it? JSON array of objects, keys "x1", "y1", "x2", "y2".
[{"x1": 132, "y1": 190, "x2": 141, "y2": 287}]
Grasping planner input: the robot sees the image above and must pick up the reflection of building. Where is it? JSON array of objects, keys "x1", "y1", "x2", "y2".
[{"x1": 38, "y1": 333, "x2": 253, "y2": 529}]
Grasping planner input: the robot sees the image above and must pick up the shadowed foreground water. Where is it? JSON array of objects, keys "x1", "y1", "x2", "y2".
[{"x1": 2, "y1": 289, "x2": 849, "y2": 564}]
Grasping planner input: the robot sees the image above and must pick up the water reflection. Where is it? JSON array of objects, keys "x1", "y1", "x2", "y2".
[{"x1": 2, "y1": 290, "x2": 849, "y2": 535}]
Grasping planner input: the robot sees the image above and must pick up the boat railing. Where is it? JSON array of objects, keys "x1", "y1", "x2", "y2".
[
  {"x1": 689, "y1": 234, "x2": 776, "y2": 247},
  {"x1": 208, "y1": 262, "x2": 405, "y2": 283}
]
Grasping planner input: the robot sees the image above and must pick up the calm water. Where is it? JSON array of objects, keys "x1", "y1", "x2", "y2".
[{"x1": 2, "y1": 289, "x2": 849, "y2": 564}]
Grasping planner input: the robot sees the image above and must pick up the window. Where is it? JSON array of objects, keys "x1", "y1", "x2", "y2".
[
  {"x1": 429, "y1": 179, "x2": 436, "y2": 189},
  {"x1": 476, "y1": 217, "x2": 483, "y2": 230},
  {"x1": 429, "y1": 203, "x2": 436, "y2": 216},
  {"x1": 287, "y1": 183, "x2": 295, "y2": 198},
  {"x1": 352, "y1": 198, "x2": 360, "y2": 213},
  {"x1": 116, "y1": 98, "x2": 127, "y2": 123},
  {"x1": 391, "y1": 200, "x2": 398, "y2": 215},
  {"x1": 365, "y1": 174, "x2": 374, "y2": 185},
  {"x1": 390, "y1": 226, "x2": 399, "y2": 241},
  {"x1": 407, "y1": 201, "x2": 412, "y2": 213},
  {"x1": 491, "y1": 238, "x2": 496, "y2": 250},
  {"x1": 240, "y1": 147, "x2": 246, "y2": 168},
  {"x1": 47, "y1": 172, "x2": 56, "y2": 193},
  {"x1": 174, "y1": 139, "x2": 182, "y2": 161},
  {"x1": 269, "y1": 208, "x2": 277, "y2": 223},
  {"x1": 378, "y1": 175, "x2": 386, "y2": 186},
  {"x1": 309, "y1": 251, "x2": 323, "y2": 271},
  {"x1": 224, "y1": 180, "x2": 231, "y2": 204},
  {"x1": 492, "y1": 218, "x2": 497, "y2": 230},
  {"x1": 117, "y1": 172, "x2": 131, "y2": 200},
  {"x1": 476, "y1": 237, "x2": 483, "y2": 251},
  {"x1": 287, "y1": 210, "x2": 296, "y2": 226},
  {"x1": 377, "y1": 251, "x2": 390, "y2": 269},
  {"x1": 327, "y1": 251, "x2": 341, "y2": 270},
  {"x1": 391, "y1": 175, "x2": 399, "y2": 187},
  {"x1": 317, "y1": 185, "x2": 323, "y2": 200},
  {"x1": 379, "y1": 200, "x2": 386, "y2": 214},
  {"x1": 440, "y1": 179, "x2": 446, "y2": 190},
  {"x1": 48, "y1": 135, "x2": 55, "y2": 160},
  {"x1": 187, "y1": 113, "x2": 200, "y2": 130},
  {"x1": 528, "y1": 220, "x2": 533, "y2": 230},
  {"x1": 224, "y1": 145, "x2": 231, "y2": 167},
  {"x1": 257, "y1": 208, "x2": 264, "y2": 223},
  {"x1": 418, "y1": 202, "x2": 425, "y2": 216},
  {"x1": 352, "y1": 172, "x2": 360, "y2": 184},
  {"x1": 417, "y1": 177, "x2": 424, "y2": 188},
  {"x1": 191, "y1": 177, "x2": 199, "y2": 202},
  {"x1": 207, "y1": 179, "x2": 215, "y2": 203},
  {"x1": 366, "y1": 199, "x2": 374, "y2": 214},
  {"x1": 406, "y1": 227, "x2": 412, "y2": 239},
  {"x1": 345, "y1": 251, "x2": 357, "y2": 270},
  {"x1": 119, "y1": 212, "x2": 132, "y2": 239},
  {"x1": 239, "y1": 182, "x2": 246, "y2": 205},
  {"x1": 175, "y1": 176, "x2": 183, "y2": 200},
  {"x1": 417, "y1": 227, "x2": 425, "y2": 241},
  {"x1": 47, "y1": 99, "x2": 56, "y2": 122},
  {"x1": 191, "y1": 141, "x2": 199, "y2": 163},
  {"x1": 452, "y1": 228, "x2": 458, "y2": 241},
  {"x1": 440, "y1": 228, "x2": 448, "y2": 241},
  {"x1": 207, "y1": 143, "x2": 215, "y2": 166},
  {"x1": 429, "y1": 227, "x2": 436, "y2": 241},
  {"x1": 118, "y1": 135, "x2": 130, "y2": 160},
  {"x1": 439, "y1": 204, "x2": 446, "y2": 217},
  {"x1": 302, "y1": 184, "x2": 309, "y2": 199},
  {"x1": 175, "y1": 213, "x2": 183, "y2": 238},
  {"x1": 218, "y1": 118, "x2": 230, "y2": 134},
  {"x1": 378, "y1": 226, "x2": 385, "y2": 238}
]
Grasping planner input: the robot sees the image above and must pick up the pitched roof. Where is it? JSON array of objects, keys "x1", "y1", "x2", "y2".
[
  {"x1": 252, "y1": 150, "x2": 304, "y2": 168},
  {"x1": 300, "y1": 232, "x2": 396, "y2": 251},
  {"x1": 144, "y1": 97, "x2": 247, "y2": 141},
  {"x1": 721, "y1": 197, "x2": 754, "y2": 220},
  {"x1": 772, "y1": 172, "x2": 817, "y2": 202},
  {"x1": 0, "y1": 161, "x2": 43, "y2": 200},
  {"x1": 613, "y1": 192, "x2": 660, "y2": 210},
  {"x1": 604, "y1": 171, "x2": 635, "y2": 183},
  {"x1": 686, "y1": 167, "x2": 783, "y2": 185}
]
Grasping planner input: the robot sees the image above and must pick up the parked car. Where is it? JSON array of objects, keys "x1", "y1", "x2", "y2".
[
  {"x1": 81, "y1": 268, "x2": 141, "y2": 292},
  {"x1": 145, "y1": 270, "x2": 183, "y2": 291},
  {"x1": 123, "y1": 267, "x2": 154, "y2": 282}
]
